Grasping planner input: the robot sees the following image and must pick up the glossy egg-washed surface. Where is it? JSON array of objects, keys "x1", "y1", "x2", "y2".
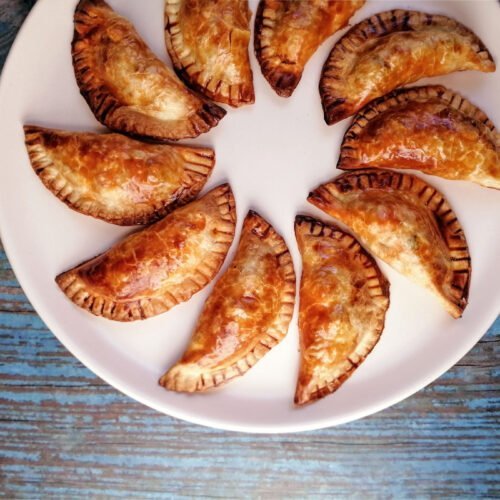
[
  {"x1": 255, "y1": 0, "x2": 364, "y2": 97},
  {"x1": 165, "y1": 0, "x2": 254, "y2": 107},
  {"x1": 320, "y1": 9, "x2": 496, "y2": 124},
  {"x1": 339, "y1": 86, "x2": 500, "y2": 189},
  {"x1": 56, "y1": 185, "x2": 236, "y2": 321},
  {"x1": 24, "y1": 126, "x2": 215, "y2": 225},
  {"x1": 294, "y1": 216, "x2": 389, "y2": 406},
  {"x1": 309, "y1": 169, "x2": 471, "y2": 318},
  {"x1": 72, "y1": 0, "x2": 225, "y2": 141},
  {"x1": 1, "y1": 3, "x2": 499, "y2": 495},
  {"x1": 161, "y1": 211, "x2": 295, "y2": 392}
]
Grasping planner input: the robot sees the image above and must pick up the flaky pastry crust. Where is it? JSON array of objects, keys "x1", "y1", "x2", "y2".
[
  {"x1": 165, "y1": 0, "x2": 254, "y2": 107},
  {"x1": 72, "y1": 0, "x2": 225, "y2": 141},
  {"x1": 337, "y1": 86, "x2": 500, "y2": 189},
  {"x1": 309, "y1": 169, "x2": 471, "y2": 318},
  {"x1": 294, "y1": 216, "x2": 389, "y2": 406},
  {"x1": 255, "y1": 0, "x2": 364, "y2": 97},
  {"x1": 24, "y1": 125, "x2": 215, "y2": 225},
  {"x1": 56, "y1": 184, "x2": 236, "y2": 321},
  {"x1": 320, "y1": 10, "x2": 496, "y2": 124},
  {"x1": 160, "y1": 211, "x2": 296, "y2": 392}
]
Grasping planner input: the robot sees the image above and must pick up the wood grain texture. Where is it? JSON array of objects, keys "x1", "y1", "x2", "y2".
[{"x1": 0, "y1": 2, "x2": 499, "y2": 498}]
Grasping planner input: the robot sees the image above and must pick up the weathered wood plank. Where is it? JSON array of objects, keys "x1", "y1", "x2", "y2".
[
  {"x1": 0, "y1": 2, "x2": 499, "y2": 498},
  {"x1": 0, "y1": 0, "x2": 36, "y2": 67}
]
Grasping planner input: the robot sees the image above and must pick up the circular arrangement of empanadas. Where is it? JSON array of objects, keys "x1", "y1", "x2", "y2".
[{"x1": 24, "y1": 0, "x2": 498, "y2": 409}]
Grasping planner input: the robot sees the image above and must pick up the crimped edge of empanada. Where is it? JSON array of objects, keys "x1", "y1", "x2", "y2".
[
  {"x1": 254, "y1": 0, "x2": 302, "y2": 98},
  {"x1": 294, "y1": 215, "x2": 389, "y2": 406},
  {"x1": 72, "y1": 0, "x2": 225, "y2": 142},
  {"x1": 308, "y1": 169, "x2": 471, "y2": 318},
  {"x1": 320, "y1": 9, "x2": 496, "y2": 125},
  {"x1": 24, "y1": 125, "x2": 215, "y2": 225},
  {"x1": 55, "y1": 184, "x2": 236, "y2": 322},
  {"x1": 165, "y1": 0, "x2": 255, "y2": 107},
  {"x1": 159, "y1": 210, "x2": 296, "y2": 392},
  {"x1": 338, "y1": 85, "x2": 500, "y2": 182}
]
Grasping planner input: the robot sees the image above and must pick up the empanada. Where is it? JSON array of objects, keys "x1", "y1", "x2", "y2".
[
  {"x1": 295, "y1": 216, "x2": 389, "y2": 406},
  {"x1": 255, "y1": 0, "x2": 364, "y2": 97},
  {"x1": 72, "y1": 0, "x2": 225, "y2": 142},
  {"x1": 24, "y1": 125, "x2": 215, "y2": 225},
  {"x1": 309, "y1": 169, "x2": 471, "y2": 318},
  {"x1": 338, "y1": 86, "x2": 500, "y2": 190},
  {"x1": 56, "y1": 184, "x2": 236, "y2": 321},
  {"x1": 165, "y1": 0, "x2": 254, "y2": 107},
  {"x1": 320, "y1": 10, "x2": 496, "y2": 124},
  {"x1": 160, "y1": 211, "x2": 295, "y2": 392}
]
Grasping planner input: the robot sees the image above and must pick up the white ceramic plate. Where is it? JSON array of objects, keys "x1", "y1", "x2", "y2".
[{"x1": 0, "y1": 0, "x2": 498, "y2": 433}]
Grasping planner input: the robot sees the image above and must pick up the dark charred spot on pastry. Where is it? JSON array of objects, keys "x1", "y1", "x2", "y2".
[
  {"x1": 336, "y1": 178, "x2": 354, "y2": 193},
  {"x1": 272, "y1": 71, "x2": 301, "y2": 97},
  {"x1": 367, "y1": 16, "x2": 377, "y2": 33},
  {"x1": 450, "y1": 255, "x2": 471, "y2": 263},
  {"x1": 40, "y1": 131, "x2": 66, "y2": 149},
  {"x1": 307, "y1": 191, "x2": 324, "y2": 206},
  {"x1": 418, "y1": 185, "x2": 429, "y2": 198},
  {"x1": 353, "y1": 278, "x2": 366, "y2": 289},
  {"x1": 402, "y1": 11, "x2": 412, "y2": 31},
  {"x1": 375, "y1": 13, "x2": 388, "y2": 32},
  {"x1": 390, "y1": 11, "x2": 398, "y2": 30},
  {"x1": 323, "y1": 98, "x2": 347, "y2": 125},
  {"x1": 165, "y1": 19, "x2": 178, "y2": 30}
]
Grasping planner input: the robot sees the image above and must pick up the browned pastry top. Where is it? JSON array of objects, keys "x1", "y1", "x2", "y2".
[{"x1": 320, "y1": 10, "x2": 495, "y2": 124}]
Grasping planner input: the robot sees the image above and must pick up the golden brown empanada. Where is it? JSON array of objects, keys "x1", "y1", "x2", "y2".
[
  {"x1": 160, "y1": 211, "x2": 295, "y2": 392},
  {"x1": 72, "y1": 0, "x2": 225, "y2": 142},
  {"x1": 337, "y1": 86, "x2": 500, "y2": 190},
  {"x1": 294, "y1": 216, "x2": 389, "y2": 406},
  {"x1": 309, "y1": 169, "x2": 471, "y2": 318},
  {"x1": 56, "y1": 184, "x2": 236, "y2": 322},
  {"x1": 320, "y1": 10, "x2": 496, "y2": 124},
  {"x1": 255, "y1": 0, "x2": 365, "y2": 97},
  {"x1": 24, "y1": 125, "x2": 215, "y2": 225},
  {"x1": 165, "y1": 0, "x2": 254, "y2": 107}
]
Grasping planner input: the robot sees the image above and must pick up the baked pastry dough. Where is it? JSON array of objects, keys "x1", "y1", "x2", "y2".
[
  {"x1": 165, "y1": 0, "x2": 254, "y2": 107},
  {"x1": 309, "y1": 169, "x2": 471, "y2": 318},
  {"x1": 255, "y1": 0, "x2": 364, "y2": 97},
  {"x1": 72, "y1": 0, "x2": 225, "y2": 141},
  {"x1": 160, "y1": 211, "x2": 296, "y2": 392},
  {"x1": 294, "y1": 216, "x2": 389, "y2": 406},
  {"x1": 24, "y1": 125, "x2": 215, "y2": 225},
  {"x1": 337, "y1": 86, "x2": 500, "y2": 190},
  {"x1": 320, "y1": 10, "x2": 496, "y2": 124},
  {"x1": 56, "y1": 184, "x2": 236, "y2": 321}
]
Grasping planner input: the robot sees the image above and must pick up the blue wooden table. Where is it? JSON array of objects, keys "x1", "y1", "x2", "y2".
[{"x1": 0, "y1": 2, "x2": 499, "y2": 497}]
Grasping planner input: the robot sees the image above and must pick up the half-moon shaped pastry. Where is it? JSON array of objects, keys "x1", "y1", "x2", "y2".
[
  {"x1": 72, "y1": 0, "x2": 225, "y2": 142},
  {"x1": 56, "y1": 184, "x2": 236, "y2": 322},
  {"x1": 320, "y1": 10, "x2": 496, "y2": 124},
  {"x1": 294, "y1": 216, "x2": 389, "y2": 406},
  {"x1": 160, "y1": 211, "x2": 296, "y2": 392},
  {"x1": 309, "y1": 169, "x2": 471, "y2": 318},
  {"x1": 24, "y1": 125, "x2": 215, "y2": 225},
  {"x1": 337, "y1": 86, "x2": 500, "y2": 190},
  {"x1": 165, "y1": 0, "x2": 254, "y2": 107},
  {"x1": 255, "y1": 0, "x2": 365, "y2": 97}
]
